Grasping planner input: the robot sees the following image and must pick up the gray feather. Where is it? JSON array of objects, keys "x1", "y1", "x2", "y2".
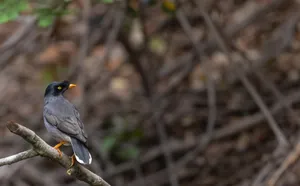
[
  {"x1": 44, "y1": 95, "x2": 87, "y2": 144},
  {"x1": 71, "y1": 137, "x2": 92, "y2": 164}
]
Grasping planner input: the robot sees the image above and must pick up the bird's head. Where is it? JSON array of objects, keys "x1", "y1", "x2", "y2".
[{"x1": 44, "y1": 80, "x2": 76, "y2": 97}]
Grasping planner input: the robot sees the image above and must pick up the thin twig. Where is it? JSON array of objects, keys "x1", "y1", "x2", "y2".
[
  {"x1": 195, "y1": 2, "x2": 289, "y2": 147},
  {"x1": 268, "y1": 143, "x2": 300, "y2": 186},
  {"x1": 171, "y1": 7, "x2": 218, "y2": 172},
  {"x1": 254, "y1": 70, "x2": 300, "y2": 124},
  {"x1": 0, "y1": 16, "x2": 36, "y2": 53},
  {"x1": 119, "y1": 32, "x2": 152, "y2": 97},
  {"x1": 89, "y1": 1, "x2": 126, "y2": 90},
  {"x1": 158, "y1": 0, "x2": 285, "y2": 79},
  {"x1": 152, "y1": 101, "x2": 179, "y2": 186},
  {"x1": 67, "y1": 0, "x2": 91, "y2": 121},
  {"x1": 127, "y1": 88, "x2": 300, "y2": 186}
]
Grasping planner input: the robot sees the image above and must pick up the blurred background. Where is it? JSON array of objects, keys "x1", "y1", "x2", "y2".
[{"x1": 1, "y1": 0, "x2": 300, "y2": 185}]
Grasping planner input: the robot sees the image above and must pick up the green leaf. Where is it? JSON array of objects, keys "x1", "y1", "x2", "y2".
[
  {"x1": 101, "y1": 136, "x2": 117, "y2": 154},
  {"x1": 161, "y1": 0, "x2": 176, "y2": 14},
  {"x1": 38, "y1": 14, "x2": 55, "y2": 27},
  {"x1": 0, "y1": 15, "x2": 9, "y2": 23},
  {"x1": 7, "y1": 11, "x2": 19, "y2": 20},
  {"x1": 18, "y1": 0, "x2": 29, "y2": 10},
  {"x1": 121, "y1": 128, "x2": 143, "y2": 141},
  {"x1": 117, "y1": 145, "x2": 139, "y2": 160},
  {"x1": 149, "y1": 36, "x2": 167, "y2": 55},
  {"x1": 0, "y1": 0, "x2": 29, "y2": 24},
  {"x1": 127, "y1": 6, "x2": 138, "y2": 17},
  {"x1": 101, "y1": 0, "x2": 114, "y2": 3},
  {"x1": 34, "y1": 1, "x2": 72, "y2": 28},
  {"x1": 42, "y1": 67, "x2": 56, "y2": 85}
]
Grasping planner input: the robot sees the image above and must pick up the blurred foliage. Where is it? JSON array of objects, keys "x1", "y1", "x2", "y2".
[
  {"x1": 101, "y1": 115, "x2": 143, "y2": 162},
  {"x1": 0, "y1": 0, "x2": 29, "y2": 23},
  {"x1": 161, "y1": 0, "x2": 176, "y2": 14},
  {"x1": 42, "y1": 68, "x2": 56, "y2": 85},
  {"x1": 42, "y1": 65, "x2": 69, "y2": 85},
  {"x1": 149, "y1": 36, "x2": 167, "y2": 55},
  {"x1": 35, "y1": 7, "x2": 70, "y2": 27},
  {"x1": 0, "y1": 0, "x2": 176, "y2": 27},
  {"x1": 98, "y1": 0, "x2": 114, "y2": 3},
  {"x1": 0, "y1": 0, "x2": 71, "y2": 27}
]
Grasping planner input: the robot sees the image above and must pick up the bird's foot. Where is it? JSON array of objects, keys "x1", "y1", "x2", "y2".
[
  {"x1": 53, "y1": 141, "x2": 66, "y2": 158},
  {"x1": 54, "y1": 148, "x2": 63, "y2": 158},
  {"x1": 66, "y1": 169, "x2": 72, "y2": 175},
  {"x1": 69, "y1": 154, "x2": 76, "y2": 168}
]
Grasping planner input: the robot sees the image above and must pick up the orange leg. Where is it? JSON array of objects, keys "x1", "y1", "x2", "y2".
[
  {"x1": 69, "y1": 154, "x2": 76, "y2": 168},
  {"x1": 53, "y1": 141, "x2": 66, "y2": 157}
]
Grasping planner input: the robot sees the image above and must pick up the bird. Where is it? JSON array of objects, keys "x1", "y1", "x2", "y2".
[{"x1": 43, "y1": 80, "x2": 92, "y2": 166}]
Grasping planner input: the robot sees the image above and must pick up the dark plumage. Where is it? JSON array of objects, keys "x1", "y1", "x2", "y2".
[{"x1": 43, "y1": 80, "x2": 92, "y2": 165}]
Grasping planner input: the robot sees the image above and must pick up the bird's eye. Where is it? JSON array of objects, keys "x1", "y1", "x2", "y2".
[{"x1": 57, "y1": 86, "x2": 62, "y2": 90}]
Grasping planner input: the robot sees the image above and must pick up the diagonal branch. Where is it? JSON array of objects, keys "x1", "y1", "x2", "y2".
[
  {"x1": 195, "y1": 2, "x2": 289, "y2": 147},
  {"x1": 0, "y1": 121, "x2": 110, "y2": 186}
]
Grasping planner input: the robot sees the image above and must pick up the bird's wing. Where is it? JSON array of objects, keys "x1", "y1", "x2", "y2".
[
  {"x1": 44, "y1": 105, "x2": 87, "y2": 143},
  {"x1": 71, "y1": 105, "x2": 88, "y2": 139}
]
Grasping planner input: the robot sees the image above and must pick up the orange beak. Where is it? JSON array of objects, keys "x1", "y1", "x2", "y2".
[{"x1": 69, "y1": 84, "x2": 77, "y2": 88}]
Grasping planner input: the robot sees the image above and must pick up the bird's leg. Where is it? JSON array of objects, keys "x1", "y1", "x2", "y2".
[
  {"x1": 53, "y1": 141, "x2": 66, "y2": 157},
  {"x1": 66, "y1": 155, "x2": 76, "y2": 175},
  {"x1": 69, "y1": 154, "x2": 76, "y2": 168}
]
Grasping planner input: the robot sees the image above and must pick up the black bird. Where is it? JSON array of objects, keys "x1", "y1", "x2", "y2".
[{"x1": 43, "y1": 80, "x2": 92, "y2": 165}]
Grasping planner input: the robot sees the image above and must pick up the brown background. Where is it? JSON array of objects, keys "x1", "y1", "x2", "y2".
[{"x1": 1, "y1": 0, "x2": 300, "y2": 186}]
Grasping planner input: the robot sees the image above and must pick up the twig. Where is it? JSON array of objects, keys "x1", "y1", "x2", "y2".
[
  {"x1": 252, "y1": 162, "x2": 273, "y2": 186},
  {"x1": 175, "y1": 7, "x2": 217, "y2": 141},
  {"x1": 152, "y1": 101, "x2": 179, "y2": 186},
  {"x1": 67, "y1": 0, "x2": 91, "y2": 121},
  {"x1": 119, "y1": 32, "x2": 152, "y2": 97},
  {"x1": 268, "y1": 143, "x2": 300, "y2": 186},
  {"x1": 172, "y1": 7, "x2": 218, "y2": 171},
  {"x1": 89, "y1": 1, "x2": 126, "y2": 91},
  {"x1": 0, "y1": 121, "x2": 110, "y2": 186},
  {"x1": 195, "y1": 2, "x2": 289, "y2": 147},
  {"x1": 158, "y1": 0, "x2": 285, "y2": 79},
  {"x1": 0, "y1": 149, "x2": 38, "y2": 166},
  {"x1": 127, "y1": 88, "x2": 300, "y2": 186},
  {"x1": 105, "y1": 88, "x2": 300, "y2": 179},
  {"x1": 0, "y1": 16, "x2": 36, "y2": 53},
  {"x1": 254, "y1": 70, "x2": 300, "y2": 125},
  {"x1": 206, "y1": 75, "x2": 217, "y2": 141}
]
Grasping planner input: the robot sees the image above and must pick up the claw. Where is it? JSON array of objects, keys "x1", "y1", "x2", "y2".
[
  {"x1": 55, "y1": 148, "x2": 63, "y2": 157},
  {"x1": 69, "y1": 154, "x2": 76, "y2": 168},
  {"x1": 66, "y1": 169, "x2": 72, "y2": 175},
  {"x1": 53, "y1": 141, "x2": 66, "y2": 158}
]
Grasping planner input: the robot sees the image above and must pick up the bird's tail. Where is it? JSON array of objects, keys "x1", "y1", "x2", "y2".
[{"x1": 71, "y1": 138, "x2": 92, "y2": 165}]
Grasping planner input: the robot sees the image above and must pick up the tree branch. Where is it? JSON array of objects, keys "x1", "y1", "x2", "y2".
[
  {"x1": 0, "y1": 149, "x2": 38, "y2": 166},
  {"x1": 0, "y1": 121, "x2": 110, "y2": 186}
]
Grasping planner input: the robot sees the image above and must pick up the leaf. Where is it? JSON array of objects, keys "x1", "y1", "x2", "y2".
[
  {"x1": 18, "y1": 0, "x2": 29, "y2": 10},
  {"x1": 149, "y1": 36, "x2": 167, "y2": 55},
  {"x1": 101, "y1": 0, "x2": 114, "y2": 3},
  {"x1": 121, "y1": 128, "x2": 143, "y2": 141},
  {"x1": 117, "y1": 145, "x2": 139, "y2": 160},
  {"x1": 34, "y1": 1, "x2": 72, "y2": 28},
  {"x1": 101, "y1": 136, "x2": 117, "y2": 154},
  {"x1": 0, "y1": 0, "x2": 29, "y2": 24},
  {"x1": 38, "y1": 14, "x2": 55, "y2": 27},
  {"x1": 127, "y1": 6, "x2": 138, "y2": 17},
  {"x1": 42, "y1": 67, "x2": 57, "y2": 85},
  {"x1": 161, "y1": 0, "x2": 176, "y2": 14}
]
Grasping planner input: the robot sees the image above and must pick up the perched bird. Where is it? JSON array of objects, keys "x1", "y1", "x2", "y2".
[{"x1": 43, "y1": 80, "x2": 92, "y2": 166}]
